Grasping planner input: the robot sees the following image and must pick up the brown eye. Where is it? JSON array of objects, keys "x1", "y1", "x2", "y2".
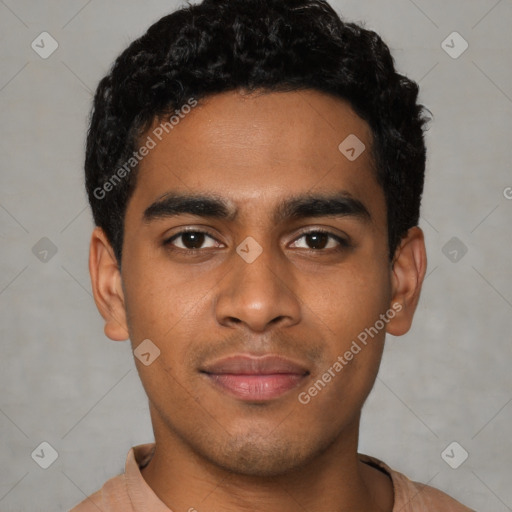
[
  {"x1": 181, "y1": 232, "x2": 205, "y2": 249},
  {"x1": 290, "y1": 230, "x2": 349, "y2": 251},
  {"x1": 304, "y1": 232, "x2": 329, "y2": 249},
  {"x1": 166, "y1": 231, "x2": 219, "y2": 250}
]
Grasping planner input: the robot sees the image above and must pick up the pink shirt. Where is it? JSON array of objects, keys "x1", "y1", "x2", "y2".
[{"x1": 70, "y1": 443, "x2": 475, "y2": 511}]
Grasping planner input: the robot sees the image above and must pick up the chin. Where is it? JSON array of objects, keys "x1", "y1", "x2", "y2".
[{"x1": 201, "y1": 433, "x2": 317, "y2": 477}]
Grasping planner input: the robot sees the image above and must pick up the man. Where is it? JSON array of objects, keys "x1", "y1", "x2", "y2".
[{"x1": 72, "y1": 0, "x2": 474, "y2": 510}]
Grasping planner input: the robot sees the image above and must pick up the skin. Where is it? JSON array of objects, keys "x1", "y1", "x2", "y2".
[{"x1": 89, "y1": 89, "x2": 427, "y2": 512}]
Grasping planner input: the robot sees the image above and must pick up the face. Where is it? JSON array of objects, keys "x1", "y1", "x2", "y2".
[{"x1": 90, "y1": 89, "x2": 425, "y2": 477}]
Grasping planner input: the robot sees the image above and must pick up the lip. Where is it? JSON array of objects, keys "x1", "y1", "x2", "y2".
[{"x1": 201, "y1": 354, "x2": 309, "y2": 401}]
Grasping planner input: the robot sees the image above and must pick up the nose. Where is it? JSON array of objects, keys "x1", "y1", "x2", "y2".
[{"x1": 214, "y1": 244, "x2": 302, "y2": 333}]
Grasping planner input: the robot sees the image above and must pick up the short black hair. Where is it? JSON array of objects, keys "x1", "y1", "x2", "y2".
[{"x1": 85, "y1": 0, "x2": 430, "y2": 264}]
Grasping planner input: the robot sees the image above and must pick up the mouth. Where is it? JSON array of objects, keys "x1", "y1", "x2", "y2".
[{"x1": 200, "y1": 354, "x2": 310, "y2": 402}]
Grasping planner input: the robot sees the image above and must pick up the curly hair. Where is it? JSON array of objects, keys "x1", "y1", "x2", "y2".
[{"x1": 85, "y1": 0, "x2": 430, "y2": 263}]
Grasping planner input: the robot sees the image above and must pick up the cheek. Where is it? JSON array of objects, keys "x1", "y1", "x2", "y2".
[
  {"x1": 298, "y1": 266, "x2": 391, "y2": 413},
  {"x1": 297, "y1": 259, "x2": 391, "y2": 337},
  {"x1": 122, "y1": 248, "x2": 213, "y2": 337},
  {"x1": 297, "y1": 346, "x2": 383, "y2": 425},
  {"x1": 121, "y1": 256, "x2": 224, "y2": 399},
  {"x1": 298, "y1": 273, "x2": 390, "y2": 411}
]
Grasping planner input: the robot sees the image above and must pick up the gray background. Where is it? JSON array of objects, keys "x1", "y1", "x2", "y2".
[{"x1": 0, "y1": 0, "x2": 511, "y2": 510}]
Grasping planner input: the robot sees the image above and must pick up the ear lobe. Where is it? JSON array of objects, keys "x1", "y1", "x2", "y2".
[
  {"x1": 89, "y1": 227, "x2": 129, "y2": 341},
  {"x1": 386, "y1": 226, "x2": 427, "y2": 337}
]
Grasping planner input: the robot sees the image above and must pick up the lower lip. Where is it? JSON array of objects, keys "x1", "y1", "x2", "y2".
[{"x1": 205, "y1": 373, "x2": 306, "y2": 401}]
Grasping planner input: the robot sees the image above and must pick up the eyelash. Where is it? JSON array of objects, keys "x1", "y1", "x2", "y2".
[{"x1": 163, "y1": 228, "x2": 351, "y2": 254}]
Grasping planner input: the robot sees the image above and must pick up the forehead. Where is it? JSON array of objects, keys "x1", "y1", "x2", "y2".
[{"x1": 127, "y1": 89, "x2": 384, "y2": 224}]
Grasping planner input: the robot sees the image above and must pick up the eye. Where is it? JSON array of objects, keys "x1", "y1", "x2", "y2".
[
  {"x1": 165, "y1": 230, "x2": 222, "y2": 250},
  {"x1": 290, "y1": 230, "x2": 349, "y2": 251},
  {"x1": 163, "y1": 228, "x2": 349, "y2": 253}
]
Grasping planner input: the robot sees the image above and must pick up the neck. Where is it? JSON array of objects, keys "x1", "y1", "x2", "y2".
[{"x1": 140, "y1": 411, "x2": 393, "y2": 512}]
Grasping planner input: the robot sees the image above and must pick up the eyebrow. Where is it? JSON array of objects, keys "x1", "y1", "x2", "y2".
[{"x1": 143, "y1": 191, "x2": 372, "y2": 224}]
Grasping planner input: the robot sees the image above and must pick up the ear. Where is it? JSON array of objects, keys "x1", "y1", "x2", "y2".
[
  {"x1": 89, "y1": 227, "x2": 129, "y2": 341},
  {"x1": 386, "y1": 226, "x2": 427, "y2": 336}
]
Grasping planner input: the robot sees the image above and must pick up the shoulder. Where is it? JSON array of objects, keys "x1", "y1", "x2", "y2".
[
  {"x1": 68, "y1": 473, "x2": 130, "y2": 512},
  {"x1": 359, "y1": 454, "x2": 476, "y2": 511},
  {"x1": 69, "y1": 488, "x2": 103, "y2": 512},
  {"x1": 68, "y1": 444, "x2": 156, "y2": 512},
  {"x1": 398, "y1": 477, "x2": 476, "y2": 511}
]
